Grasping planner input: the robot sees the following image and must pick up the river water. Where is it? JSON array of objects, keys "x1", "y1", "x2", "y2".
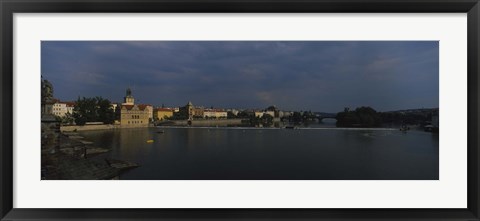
[{"x1": 78, "y1": 121, "x2": 439, "y2": 180}]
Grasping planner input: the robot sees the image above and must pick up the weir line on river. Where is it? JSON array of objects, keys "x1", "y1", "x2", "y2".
[
  {"x1": 78, "y1": 123, "x2": 438, "y2": 180},
  {"x1": 155, "y1": 126, "x2": 398, "y2": 131}
]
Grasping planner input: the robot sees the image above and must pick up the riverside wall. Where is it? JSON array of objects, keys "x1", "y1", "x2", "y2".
[
  {"x1": 60, "y1": 124, "x2": 151, "y2": 132},
  {"x1": 61, "y1": 119, "x2": 246, "y2": 131},
  {"x1": 168, "y1": 119, "x2": 245, "y2": 126}
]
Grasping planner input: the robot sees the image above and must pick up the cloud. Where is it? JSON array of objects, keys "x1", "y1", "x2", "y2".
[
  {"x1": 90, "y1": 44, "x2": 122, "y2": 53},
  {"x1": 366, "y1": 56, "x2": 402, "y2": 72},
  {"x1": 240, "y1": 65, "x2": 269, "y2": 81},
  {"x1": 65, "y1": 71, "x2": 105, "y2": 86},
  {"x1": 42, "y1": 41, "x2": 439, "y2": 112},
  {"x1": 256, "y1": 91, "x2": 274, "y2": 106}
]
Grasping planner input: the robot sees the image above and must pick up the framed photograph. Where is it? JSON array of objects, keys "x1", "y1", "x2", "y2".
[{"x1": 1, "y1": 0, "x2": 479, "y2": 220}]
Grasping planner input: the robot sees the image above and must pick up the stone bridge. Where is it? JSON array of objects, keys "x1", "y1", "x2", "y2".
[{"x1": 315, "y1": 113, "x2": 337, "y2": 122}]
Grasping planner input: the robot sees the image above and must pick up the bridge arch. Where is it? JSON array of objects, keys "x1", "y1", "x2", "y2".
[
  {"x1": 315, "y1": 113, "x2": 337, "y2": 122},
  {"x1": 317, "y1": 116, "x2": 337, "y2": 122}
]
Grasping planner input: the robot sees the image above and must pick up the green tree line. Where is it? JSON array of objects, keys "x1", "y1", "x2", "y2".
[
  {"x1": 72, "y1": 96, "x2": 115, "y2": 125},
  {"x1": 336, "y1": 106, "x2": 382, "y2": 127}
]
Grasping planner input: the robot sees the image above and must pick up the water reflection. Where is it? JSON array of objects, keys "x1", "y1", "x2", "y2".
[{"x1": 78, "y1": 123, "x2": 439, "y2": 180}]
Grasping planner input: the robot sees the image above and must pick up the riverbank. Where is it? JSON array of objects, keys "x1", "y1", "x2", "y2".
[
  {"x1": 42, "y1": 131, "x2": 139, "y2": 180},
  {"x1": 60, "y1": 119, "x2": 246, "y2": 131},
  {"x1": 61, "y1": 124, "x2": 151, "y2": 132},
  {"x1": 157, "y1": 119, "x2": 245, "y2": 127}
]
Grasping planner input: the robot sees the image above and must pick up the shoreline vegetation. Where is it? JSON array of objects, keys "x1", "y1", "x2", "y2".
[
  {"x1": 60, "y1": 105, "x2": 439, "y2": 132},
  {"x1": 336, "y1": 107, "x2": 439, "y2": 134}
]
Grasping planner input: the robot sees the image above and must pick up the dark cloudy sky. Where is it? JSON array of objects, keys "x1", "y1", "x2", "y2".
[{"x1": 41, "y1": 41, "x2": 438, "y2": 113}]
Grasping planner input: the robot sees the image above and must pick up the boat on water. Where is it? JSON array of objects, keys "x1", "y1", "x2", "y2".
[
  {"x1": 146, "y1": 139, "x2": 154, "y2": 143},
  {"x1": 285, "y1": 126, "x2": 297, "y2": 129},
  {"x1": 400, "y1": 124, "x2": 410, "y2": 132},
  {"x1": 156, "y1": 130, "x2": 165, "y2": 134},
  {"x1": 424, "y1": 125, "x2": 434, "y2": 132}
]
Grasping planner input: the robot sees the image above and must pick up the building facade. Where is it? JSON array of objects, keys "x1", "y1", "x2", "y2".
[
  {"x1": 122, "y1": 88, "x2": 134, "y2": 105},
  {"x1": 145, "y1": 105, "x2": 153, "y2": 122},
  {"x1": 178, "y1": 102, "x2": 204, "y2": 120},
  {"x1": 120, "y1": 105, "x2": 150, "y2": 126},
  {"x1": 155, "y1": 108, "x2": 174, "y2": 121},
  {"x1": 203, "y1": 109, "x2": 228, "y2": 119},
  {"x1": 120, "y1": 88, "x2": 151, "y2": 126},
  {"x1": 52, "y1": 101, "x2": 75, "y2": 117},
  {"x1": 254, "y1": 110, "x2": 275, "y2": 118}
]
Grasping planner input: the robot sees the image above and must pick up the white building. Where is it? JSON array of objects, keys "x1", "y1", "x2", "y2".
[
  {"x1": 203, "y1": 109, "x2": 228, "y2": 119},
  {"x1": 254, "y1": 110, "x2": 275, "y2": 118},
  {"x1": 145, "y1": 105, "x2": 154, "y2": 121},
  {"x1": 227, "y1": 109, "x2": 239, "y2": 116},
  {"x1": 254, "y1": 111, "x2": 264, "y2": 118},
  {"x1": 264, "y1": 111, "x2": 275, "y2": 118},
  {"x1": 52, "y1": 101, "x2": 75, "y2": 117}
]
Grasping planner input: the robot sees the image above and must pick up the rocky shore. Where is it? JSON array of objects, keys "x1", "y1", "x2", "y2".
[{"x1": 42, "y1": 132, "x2": 139, "y2": 180}]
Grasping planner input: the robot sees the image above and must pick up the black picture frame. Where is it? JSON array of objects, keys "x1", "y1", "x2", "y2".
[{"x1": 1, "y1": 0, "x2": 479, "y2": 220}]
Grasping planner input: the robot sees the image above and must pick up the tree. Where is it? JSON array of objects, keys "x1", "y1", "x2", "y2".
[
  {"x1": 336, "y1": 106, "x2": 381, "y2": 127},
  {"x1": 302, "y1": 111, "x2": 316, "y2": 121},
  {"x1": 96, "y1": 97, "x2": 115, "y2": 124},
  {"x1": 261, "y1": 114, "x2": 274, "y2": 125},
  {"x1": 227, "y1": 111, "x2": 237, "y2": 119},
  {"x1": 236, "y1": 111, "x2": 251, "y2": 118},
  {"x1": 73, "y1": 97, "x2": 96, "y2": 125},
  {"x1": 249, "y1": 114, "x2": 273, "y2": 127},
  {"x1": 72, "y1": 96, "x2": 115, "y2": 125},
  {"x1": 292, "y1": 111, "x2": 303, "y2": 122},
  {"x1": 57, "y1": 112, "x2": 75, "y2": 125}
]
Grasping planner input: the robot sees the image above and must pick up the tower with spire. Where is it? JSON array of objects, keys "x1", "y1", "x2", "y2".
[
  {"x1": 120, "y1": 87, "x2": 152, "y2": 126},
  {"x1": 123, "y1": 87, "x2": 135, "y2": 105}
]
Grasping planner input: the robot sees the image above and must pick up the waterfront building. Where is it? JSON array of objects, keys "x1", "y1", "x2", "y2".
[
  {"x1": 227, "y1": 109, "x2": 239, "y2": 116},
  {"x1": 182, "y1": 101, "x2": 194, "y2": 120},
  {"x1": 264, "y1": 111, "x2": 275, "y2": 118},
  {"x1": 155, "y1": 108, "x2": 174, "y2": 121},
  {"x1": 145, "y1": 105, "x2": 154, "y2": 121},
  {"x1": 266, "y1": 105, "x2": 280, "y2": 118},
  {"x1": 122, "y1": 88, "x2": 135, "y2": 105},
  {"x1": 254, "y1": 111, "x2": 264, "y2": 118},
  {"x1": 178, "y1": 102, "x2": 204, "y2": 120},
  {"x1": 121, "y1": 105, "x2": 150, "y2": 126},
  {"x1": 52, "y1": 100, "x2": 75, "y2": 117},
  {"x1": 120, "y1": 88, "x2": 150, "y2": 126},
  {"x1": 192, "y1": 107, "x2": 204, "y2": 119},
  {"x1": 254, "y1": 110, "x2": 275, "y2": 118},
  {"x1": 203, "y1": 109, "x2": 228, "y2": 119},
  {"x1": 111, "y1": 103, "x2": 118, "y2": 111}
]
